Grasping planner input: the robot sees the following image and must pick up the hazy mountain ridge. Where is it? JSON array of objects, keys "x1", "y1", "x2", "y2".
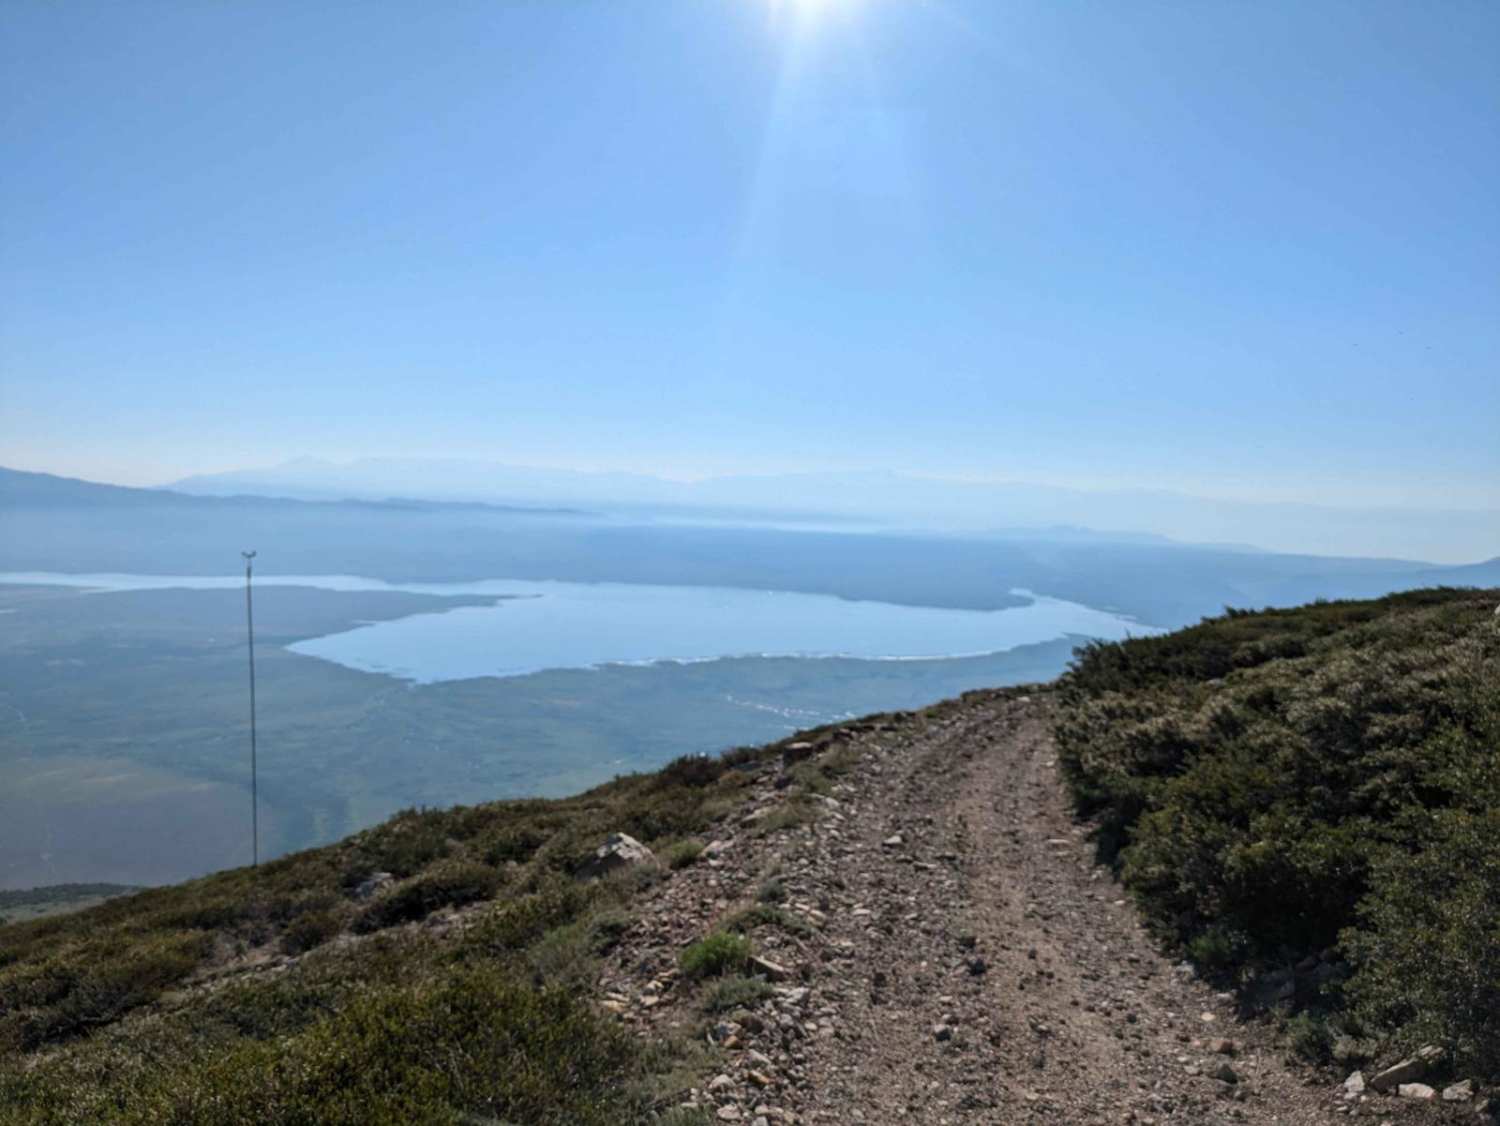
[
  {"x1": 3, "y1": 467, "x2": 1497, "y2": 628},
  {"x1": 168, "y1": 457, "x2": 1500, "y2": 563}
]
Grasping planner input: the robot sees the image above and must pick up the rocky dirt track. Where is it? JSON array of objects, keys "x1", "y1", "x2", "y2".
[{"x1": 599, "y1": 689, "x2": 1476, "y2": 1125}]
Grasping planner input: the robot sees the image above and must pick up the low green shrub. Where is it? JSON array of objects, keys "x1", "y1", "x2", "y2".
[
  {"x1": 353, "y1": 861, "x2": 502, "y2": 934},
  {"x1": 465, "y1": 881, "x2": 593, "y2": 955},
  {"x1": 756, "y1": 878, "x2": 786, "y2": 904},
  {"x1": 654, "y1": 754, "x2": 725, "y2": 789},
  {"x1": 678, "y1": 933, "x2": 752, "y2": 979},
  {"x1": 280, "y1": 908, "x2": 345, "y2": 955},
  {"x1": 721, "y1": 904, "x2": 811, "y2": 938},
  {"x1": 663, "y1": 841, "x2": 704, "y2": 870},
  {"x1": 701, "y1": 974, "x2": 774, "y2": 1013},
  {"x1": 1054, "y1": 588, "x2": 1500, "y2": 1082}
]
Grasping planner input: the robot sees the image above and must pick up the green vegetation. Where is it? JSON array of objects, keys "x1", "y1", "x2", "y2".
[
  {"x1": 662, "y1": 840, "x2": 706, "y2": 870},
  {"x1": 678, "y1": 933, "x2": 753, "y2": 979},
  {"x1": 0, "y1": 734, "x2": 791, "y2": 1124},
  {"x1": 700, "y1": 974, "x2": 775, "y2": 1014},
  {"x1": 1055, "y1": 587, "x2": 1500, "y2": 1080},
  {"x1": 0, "y1": 885, "x2": 140, "y2": 925}
]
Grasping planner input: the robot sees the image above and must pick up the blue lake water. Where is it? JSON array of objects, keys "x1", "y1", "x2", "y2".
[{"x1": 0, "y1": 572, "x2": 1158, "y2": 684}]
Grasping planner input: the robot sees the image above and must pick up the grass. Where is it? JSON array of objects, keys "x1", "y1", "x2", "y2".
[
  {"x1": 721, "y1": 904, "x2": 813, "y2": 939},
  {"x1": 662, "y1": 840, "x2": 705, "y2": 870},
  {"x1": 678, "y1": 933, "x2": 753, "y2": 980},
  {"x1": 1054, "y1": 587, "x2": 1500, "y2": 1082},
  {"x1": 0, "y1": 731, "x2": 808, "y2": 1124},
  {"x1": 701, "y1": 974, "x2": 775, "y2": 1014},
  {"x1": 0, "y1": 707, "x2": 889, "y2": 1123}
]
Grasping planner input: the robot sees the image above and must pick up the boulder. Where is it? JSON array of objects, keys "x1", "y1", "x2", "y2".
[
  {"x1": 1444, "y1": 1081, "x2": 1475, "y2": 1102},
  {"x1": 1369, "y1": 1047, "x2": 1442, "y2": 1092},
  {"x1": 576, "y1": 832, "x2": 657, "y2": 880},
  {"x1": 1399, "y1": 1083, "x2": 1437, "y2": 1100}
]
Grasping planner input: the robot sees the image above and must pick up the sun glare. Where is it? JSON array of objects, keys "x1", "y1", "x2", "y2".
[{"x1": 766, "y1": 0, "x2": 858, "y2": 23}]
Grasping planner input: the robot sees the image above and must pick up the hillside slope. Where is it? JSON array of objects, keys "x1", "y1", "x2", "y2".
[{"x1": 1, "y1": 588, "x2": 1495, "y2": 1123}]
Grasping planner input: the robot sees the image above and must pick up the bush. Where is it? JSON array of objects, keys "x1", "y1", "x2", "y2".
[
  {"x1": 663, "y1": 841, "x2": 704, "y2": 870},
  {"x1": 482, "y1": 823, "x2": 552, "y2": 865},
  {"x1": 701, "y1": 974, "x2": 774, "y2": 1013},
  {"x1": 0, "y1": 930, "x2": 212, "y2": 1051},
  {"x1": 756, "y1": 879, "x2": 786, "y2": 904},
  {"x1": 1054, "y1": 588, "x2": 1500, "y2": 1083},
  {"x1": 1343, "y1": 805, "x2": 1500, "y2": 1079},
  {"x1": 721, "y1": 904, "x2": 811, "y2": 938},
  {"x1": 588, "y1": 911, "x2": 634, "y2": 955},
  {"x1": 654, "y1": 754, "x2": 725, "y2": 789},
  {"x1": 466, "y1": 881, "x2": 593, "y2": 954},
  {"x1": 280, "y1": 908, "x2": 345, "y2": 955},
  {"x1": 678, "y1": 933, "x2": 752, "y2": 979},
  {"x1": 350, "y1": 809, "x2": 453, "y2": 879},
  {"x1": 353, "y1": 861, "x2": 502, "y2": 934}
]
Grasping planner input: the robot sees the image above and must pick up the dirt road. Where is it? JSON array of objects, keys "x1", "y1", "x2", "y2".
[{"x1": 603, "y1": 690, "x2": 1459, "y2": 1124}]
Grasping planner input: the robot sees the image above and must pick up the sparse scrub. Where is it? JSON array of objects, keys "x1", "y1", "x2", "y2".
[
  {"x1": 352, "y1": 860, "x2": 502, "y2": 933},
  {"x1": 701, "y1": 974, "x2": 774, "y2": 1013},
  {"x1": 679, "y1": 932, "x2": 752, "y2": 979},
  {"x1": 750, "y1": 797, "x2": 816, "y2": 836},
  {"x1": 756, "y1": 878, "x2": 786, "y2": 904},
  {"x1": 722, "y1": 904, "x2": 812, "y2": 938},
  {"x1": 0, "y1": 733, "x2": 785, "y2": 1119},
  {"x1": 663, "y1": 840, "x2": 705, "y2": 870},
  {"x1": 280, "y1": 908, "x2": 345, "y2": 955}
]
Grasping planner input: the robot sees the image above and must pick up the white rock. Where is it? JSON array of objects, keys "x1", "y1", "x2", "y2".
[
  {"x1": 1398, "y1": 1083, "x2": 1437, "y2": 1100},
  {"x1": 576, "y1": 833, "x2": 656, "y2": 880},
  {"x1": 1443, "y1": 1080, "x2": 1474, "y2": 1102}
]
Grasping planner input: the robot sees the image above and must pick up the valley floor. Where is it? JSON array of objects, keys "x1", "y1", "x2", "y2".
[{"x1": 606, "y1": 691, "x2": 1459, "y2": 1124}]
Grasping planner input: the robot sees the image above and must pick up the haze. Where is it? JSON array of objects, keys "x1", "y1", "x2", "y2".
[{"x1": 3, "y1": 0, "x2": 1497, "y2": 554}]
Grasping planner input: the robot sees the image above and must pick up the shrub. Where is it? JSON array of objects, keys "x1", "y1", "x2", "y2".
[
  {"x1": 756, "y1": 879, "x2": 786, "y2": 904},
  {"x1": 588, "y1": 910, "x2": 634, "y2": 955},
  {"x1": 1343, "y1": 805, "x2": 1500, "y2": 1080},
  {"x1": 701, "y1": 974, "x2": 774, "y2": 1013},
  {"x1": 654, "y1": 754, "x2": 725, "y2": 789},
  {"x1": 466, "y1": 881, "x2": 593, "y2": 954},
  {"x1": 353, "y1": 861, "x2": 502, "y2": 934},
  {"x1": 662, "y1": 841, "x2": 704, "y2": 870},
  {"x1": 281, "y1": 908, "x2": 345, "y2": 955},
  {"x1": 350, "y1": 809, "x2": 453, "y2": 879},
  {"x1": 0, "y1": 930, "x2": 212, "y2": 1051},
  {"x1": 482, "y1": 823, "x2": 552, "y2": 865},
  {"x1": 678, "y1": 933, "x2": 752, "y2": 979},
  {"x1": 1054, "y1": 588, "x2": 1500, "y2": 1083},
  {"x1": 721, "y1": 904, "x2": 811, "y2": 938}
]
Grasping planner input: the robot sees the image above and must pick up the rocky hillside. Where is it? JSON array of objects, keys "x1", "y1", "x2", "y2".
[{"x1": 1, "y1": 589, "x2": 1495, "y2": 1124}]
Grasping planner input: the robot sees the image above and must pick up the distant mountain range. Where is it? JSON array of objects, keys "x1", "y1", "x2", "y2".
[
  {"x1": 168, "y1": 457, "x2": 1500, "y2": 563},
  {"x1": 3, "y1": 466, "x2": 1497, "y2": 628}
]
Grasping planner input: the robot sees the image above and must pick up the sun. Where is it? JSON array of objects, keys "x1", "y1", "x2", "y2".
[{"x1": 765, "y1": 0, "x2": 859, "y2": 22}]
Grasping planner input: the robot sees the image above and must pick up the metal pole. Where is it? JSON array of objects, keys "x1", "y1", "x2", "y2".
[{"x1": 243, "y1": 550, "x2": 258, "y2": 868}]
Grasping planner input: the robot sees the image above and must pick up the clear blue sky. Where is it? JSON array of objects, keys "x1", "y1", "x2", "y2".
[{"x1": 2, "y1": 0, "x2": 1496, "y2": 507}]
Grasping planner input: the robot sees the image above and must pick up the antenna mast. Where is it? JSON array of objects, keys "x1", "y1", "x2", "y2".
[{"x1": 242, "y1": 550, "x2": 259, "y2": 867}]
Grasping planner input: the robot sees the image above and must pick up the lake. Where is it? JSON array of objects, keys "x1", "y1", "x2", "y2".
[{"x1": 0, "y1": 572, "x2": 1157, "y2": 683}]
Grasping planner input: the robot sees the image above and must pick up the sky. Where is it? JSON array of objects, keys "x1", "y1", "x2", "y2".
[{"x1": 2, "y1": 0, "x2": 1497, "y2": 509}]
